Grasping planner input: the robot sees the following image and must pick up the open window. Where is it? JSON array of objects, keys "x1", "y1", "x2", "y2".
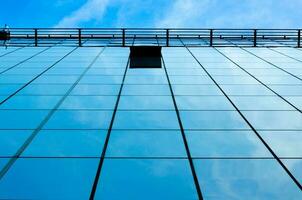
[{"x1": 130, "y1": 46, "x2": 162, "y2": 68}]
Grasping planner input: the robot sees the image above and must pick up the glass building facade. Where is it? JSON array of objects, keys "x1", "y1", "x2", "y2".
[{"x1": 0, "y1": 37, "x2": 302, "y2": 199}]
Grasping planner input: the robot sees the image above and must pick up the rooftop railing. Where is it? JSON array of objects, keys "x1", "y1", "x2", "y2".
[{"x1": 0, "y1": 28, "x2": 301, "y2": 47}]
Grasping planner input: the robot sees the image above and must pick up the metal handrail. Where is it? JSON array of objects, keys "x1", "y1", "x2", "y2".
[{"x1": 1, "y1": 28, "x2": 301, "y2": 47}]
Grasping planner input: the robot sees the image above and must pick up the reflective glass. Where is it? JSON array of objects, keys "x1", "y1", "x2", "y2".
[
  {"x1": 0, "y1": 130, "x2": 32, "y2": 156},
  {"x1": 186, "y1": 131, "x2": 271, "y2": 157},
  {"x1": 118, "y1": 96, "x2": 174, "y2": 110},
  {"x1": 23, "y1": 130, "x2": 107, "y2": 157},
  {"x1": 194, "y1": 159, "x2": 302, "y2": 199},
  {"x1": 0, "y1": 110, "x2": 49, "y2": 129},
  {"x1": 60, "y1": 96, "x2": 117, "y2": 110},
  {"x1": 106, "y1": 130, "x2": 186, "y2": 157},
  {"x1": 180, "y1": 111, "x2": 249, "y2": 130},
  {"x1": 44, "y1": 110, "x2": 113, "y2": 129},
  {"x1": 0, "y1": 158, "x2": 98, "y2": 199},
  {"x1": 95, "y1": 159, "x2": 198, "y2": 199},
  {"x1": 113, "y1": 111, "x2": 179, "y2": 129}
]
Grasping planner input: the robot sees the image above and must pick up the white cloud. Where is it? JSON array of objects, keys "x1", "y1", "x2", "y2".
[
  {"x1": 157, "y1": 0, "x2": 211, "y2": 28},
  {"x1": 55, "y1": 0, "x2": 110, "y2": 27},
  {"x1": 156, "y1": 0, "x2": 302, "y2": 28}
]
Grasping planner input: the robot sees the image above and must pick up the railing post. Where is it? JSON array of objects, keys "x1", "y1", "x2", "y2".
[
  {"x1": 298, "y1": 29, "x2": 301, "y2": 48},
  {"x1": 253, "y1": 29, "x2": 257, "y2": 47},
  {"x1": 166, "y1": 29, "x2": 169, "y2": 47},
  {"x1": 122, "y1": 28, "x2": 125, "y2": 47},
  {"x1": 34, "y1": 29, "x2": 38, "y2": 47},
  {"x1": 209, "y1": 29, "x2": 213, "y2": 46},
  {"x1": 78, "y1": 29, "x2": 82, "y2": 47}
]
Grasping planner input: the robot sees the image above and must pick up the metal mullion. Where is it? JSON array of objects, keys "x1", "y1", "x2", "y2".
[
  {"x1": 161, "y1": 53, "x2": 204, "y2": 199},
  {"x1": 0, "y1": 46, "x2": 106, "y2": 180},
  {"x1": 180, "y1": 40, "x2": 302, "y2": 191},
  {"x1": 89, "y1": 56, "x2": 130, "y2": 199}
]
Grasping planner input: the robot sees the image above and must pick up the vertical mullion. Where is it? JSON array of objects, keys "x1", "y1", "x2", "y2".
[
  {"x1": 89, "y1": 57, "x2": 130, "y2": 199},
  {"x1": 161, "y1": 51, "x2": 203, "y2": 200}
]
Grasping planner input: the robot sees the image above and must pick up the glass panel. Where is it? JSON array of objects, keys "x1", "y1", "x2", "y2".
[
  {"x1": 22, "y1": 130, "x2": 107, "y2": 157},
  {"x1": 180, "y1": 111, "x2": 249, "y2": 130},
  {"x1": 0, "y1": 158, "x2": 99, "y2": 199},
  {"x1": 1, "y1": 96, "x2": 62, "y2": 109},
  {"x1": 194, "y1": 159, "x2": 302, "y2": 199},
  {"x1": 113, "y1": 111, "x2": 179, "y2": 130},
  {"x1": 186, "y1": 131, "x2": 271, "y2": 157},
  {"x1": 260, "y1": 131, "x2": 302, "y2": 157},
  {"x1": 60, "y1": 96, "x2": 117, "y2": 110},
  {"x1": 242, "y1": 111, "x2": 302, "y2": 130},
  {"x1": 0, "y1": 110, "x2": 49, "y2": 129},
  {"x1": 106, "y1": 130, "x2": 186, "y2": 157},
  {"x1": 118, "y1": 96, "x2": 174, "y2": 110},
  {"x1": 282, "y1": 159, "x2": 302, "y2": 184},
  {"x1": 176, "y1": 96, "x2": 234, "y2": 110},
  {"x1": 95, "y1": 159, "x2": 198, "y2": 199},
  {"x1": 0, "y1": 130, "x2": 32, "y2": 156},
  {"x1": 44, "y1": 110, "x2": 113, "y2": 129}
]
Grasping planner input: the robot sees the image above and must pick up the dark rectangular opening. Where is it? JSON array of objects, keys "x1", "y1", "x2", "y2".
[
  {"x1": 0, "y1": 30, "x2": 10, "y2": 41},
  {"x1": 130, "y1": 46, "x2": 162, "y2": 68}
]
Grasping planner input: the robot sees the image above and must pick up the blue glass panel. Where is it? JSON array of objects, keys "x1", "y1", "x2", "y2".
[
  {"x1": 0, "y1": 84, "x2": 23, "y2": 95},
  {"x1": 285, "y1": 96, "x2": 302, "y2": 110},
  {"x1": 194, "y1": 159, "x2": 302, "y2": 199},
  {"x1": 79, "y1": 75, "x2": 123, "y2": 84},
  {"x1": 0, "y1": 158, "x2": 99, "y2": 199},
  {"x1": 60, "y1": 96, "x2": 117, "y2": 109},
  {"x1": 113, "y1": 111, "x2": 179, "y2": 130},
  {"x1": 176, "y1": 96, "x2": 234, "y2": 110},
  {"x1": 95, "y1": 159, "x2": 198, "y2": 199},
  {"x1": 230, "y1": 96, "x2": 294, "y2": 110},
  {"x1": 1, "y1": 96, "x2": 61, "y2": 109},
  {"x1": 242, "y1": 111, "x2": 302, "y2": 130},
  {"x1": 118, "y1": 96, "x2": 174, "y2": 110},
  {"x1": 169, "y1": 76, "x2": 213, "y2": 84},
  {"x1": 44, "y1": 110, "x2": 113, "y2": 129},
  {"x1": 282, "y1": 159, "x2": 302, "y2": 184},
  {"x1": 186, "y1": 131, "x2": 271, "y2": 157},
  {"x1": 0, "y1": 130, "x2": 32, "y2": 156},
  {"x1": 0, "y1": 158, "x2": 9, "y2": 170},
  {"x1": 122, "y1": 85, "x2": 170, "y2": 95},
  {"x1": 71, "y1": 84, "x2": 120, "y2": 95},
  {"x1": 0, "y1": 110, "x2": 49, "y2": 129},
  {"x1": 172, "y1": 85, "x2": 222, "y2": 95},
  {"x1": 124, "y1": 75, "x2": 168, "y2": 84},
  {"x1": 180, "y1": 111, "x2": 249, "y2": 130},
  {"x1": 260, "y1": 131, "x2": 302, "y2": 157},
  {"x1": 106, "y1": 130, "x2": 186, "y2": 157},
  {"x1": 22, "y1": 130, "x2": 106, "y2": 157},
  {"x1": 220, "y1": 85, "x2": 274, "y2": 95},
  {"x1": 32, "y1": 75, "x2": 79, "y2": 84},
  {"x1": 19, "y1": 84, "x2": 72, "y2": 95}
]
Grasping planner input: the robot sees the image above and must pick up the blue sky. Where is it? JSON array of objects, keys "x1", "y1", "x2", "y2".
[{"x1": 1, "y1": 0, "x2": 302, "y2": 28}]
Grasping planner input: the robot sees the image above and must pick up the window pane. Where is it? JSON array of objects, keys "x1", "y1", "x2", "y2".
[
  {"x1": 95, "y1": 159, "x2": 198, "y2": 199},
  {"x1": 0, "y1": 158, "x2": 99, "y2": 199},
  {"x1": 106, "y1": 130, "x2": 186, "y2": 157},
  {"x1": 194, "y1": 159, "x2": 302, "y2": 199}
]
